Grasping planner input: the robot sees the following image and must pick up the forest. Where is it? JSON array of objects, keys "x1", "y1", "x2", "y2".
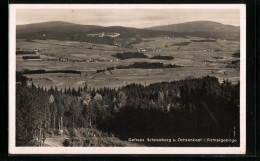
[
  {"x1": 112, "y1": 52, "x2": 148, "y2": 60},
  {"x1": 96, "y1": 62, "x2": 181, "y2": 73},
  {"x1": 17, "y1": 69, "x2": 81, "y2": 75},
  {"x1": 22, "y1": 56, "x2": 40, "y2": 60},
  {"x1": 16, "y1": 75, "x2": 240, "y2": 147},
  {"x1": 150, "y1": 55, "x2": 174, "y2": 60},
  {"x1": 16, "y1": 50, "x2": 36, "y2": 55},
  {"x1": 116, "y1": 62, "x2": 181, "y2": 69}
]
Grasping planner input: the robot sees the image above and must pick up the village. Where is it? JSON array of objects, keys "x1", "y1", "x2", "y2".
[{"x1": 87, "y1": 32, "x2": 120, "y2": 38}]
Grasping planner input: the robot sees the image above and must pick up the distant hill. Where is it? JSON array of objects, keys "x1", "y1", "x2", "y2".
[
  {"x1": 16, "y1": 21, "x2": 184, "y2": 45},
  {"x1": 148, "y1": 21, "x2": 239, "y2": 33},
  {"x1": 16, "y1": 21, "x2": 240, "y2": 44},
  {"x1": 147, "y1": 21, "x2": 240, "y2": 40},
  {"x1": 17, "y1": 21, "x2": 105, "y2": 34}
]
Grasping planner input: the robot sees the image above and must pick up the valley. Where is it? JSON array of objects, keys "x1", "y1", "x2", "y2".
[{"x1": 16, "y1": 27, "x2": 240, "y2": 89}]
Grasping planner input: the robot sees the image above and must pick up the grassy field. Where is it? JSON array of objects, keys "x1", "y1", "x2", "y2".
[
  {"x1": 16, "y1": 39, "x2": 131, "y2": 61},
  {"x1": 17, "y1": 37, "x2": 240, "y2": 89},
  {"x1": 24, "y1": 66, "x2": 239, "y2": 89}
]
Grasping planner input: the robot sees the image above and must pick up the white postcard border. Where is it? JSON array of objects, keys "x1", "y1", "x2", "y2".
[{"x1": 9, "y1": 4, "x2": 246, "y2": 154}]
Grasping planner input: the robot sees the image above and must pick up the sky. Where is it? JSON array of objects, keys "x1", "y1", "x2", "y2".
[{"x1": 16, "y1": 9, "x2": 240, "y2": 28}]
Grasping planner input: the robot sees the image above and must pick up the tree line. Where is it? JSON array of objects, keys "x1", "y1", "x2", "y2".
[
  {"x1": 112, "y1": 52, "x2": 148, "y2": 60},
  {"x1": 17, "y1": 69, "x2": 81, "y2": 75},
  {"x1": 96, "y1": 62, "x2": 181, "y2": 73},
  {"x1": 150, "y1": 55, "x2": 174, "y2": 60}
]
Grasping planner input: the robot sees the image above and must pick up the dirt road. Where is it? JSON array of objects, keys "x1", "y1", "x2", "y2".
[{"x1": 44, "y1": 136, "x2": 66, "y2": 147}]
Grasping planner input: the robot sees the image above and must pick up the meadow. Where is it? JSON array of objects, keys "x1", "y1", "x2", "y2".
[{"x1": 16, "y1": 37, "x2": 240, "y2": 90}]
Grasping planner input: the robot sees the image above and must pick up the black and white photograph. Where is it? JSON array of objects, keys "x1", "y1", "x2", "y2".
[{"x1": 9, "y1": 4, "x2": 246, "y2": 154}]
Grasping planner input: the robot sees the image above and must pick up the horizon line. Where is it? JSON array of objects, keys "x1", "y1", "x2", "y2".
[{"x1": 16, "y1": 20, "x2": 241, "y2": 28}]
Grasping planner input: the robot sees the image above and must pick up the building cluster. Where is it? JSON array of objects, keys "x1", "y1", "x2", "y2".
[
  {"x1": 87, "y1": 32, "x2": 120, "y2": 38},
  {"x1": 16, "y1": 47, "x2": 43, "y2": 52},
  {"x1": 17, "y1": 48, "x2": 23, "y2": 51},
  {"x1": 58, "y1": 57, "x2": 118, "y2": 63},
  {"x1": 202, "y1": 48, "x2": 221, "y2": 52},
  {"x1": 136, "y1": 48, "x2": 147, "y2": 52},
  {"x1": 164, "y1": 36, "x2": 175, "y2": 40},
  {"x1": 134, "y1": 47, "x2": 164, "y2": 52}
]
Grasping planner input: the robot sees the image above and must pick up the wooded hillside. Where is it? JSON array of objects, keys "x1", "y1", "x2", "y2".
[{"x1": 16, "y1": 75, "x2": 240, "y2": 147}]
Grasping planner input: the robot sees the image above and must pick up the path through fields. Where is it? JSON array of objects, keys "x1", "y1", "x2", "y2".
[{"x1": 44, "y1": 136, "x2": 68, "y2": 147}]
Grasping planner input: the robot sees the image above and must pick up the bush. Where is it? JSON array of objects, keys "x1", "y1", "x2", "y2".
[
  {"x1": 63, "y1": 139, "x2": 71, "y2": 146},
  {"x1": 63, "y1": 138, "x2": 85, "y2": 147},
  {"x1": 70, "y1": 129, "x2": 81, "y2": 138},
  {"x1": 64, "y1": 129, "x2": 69, "y2": 135}
]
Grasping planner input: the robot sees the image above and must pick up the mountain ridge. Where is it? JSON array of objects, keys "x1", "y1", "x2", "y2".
[
  {"x1": 16, "y1": 21, "x2": 240, "y2": 43},
  {"x1": 147, "y1": 21, "x2": 240, "y2": 33}
]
